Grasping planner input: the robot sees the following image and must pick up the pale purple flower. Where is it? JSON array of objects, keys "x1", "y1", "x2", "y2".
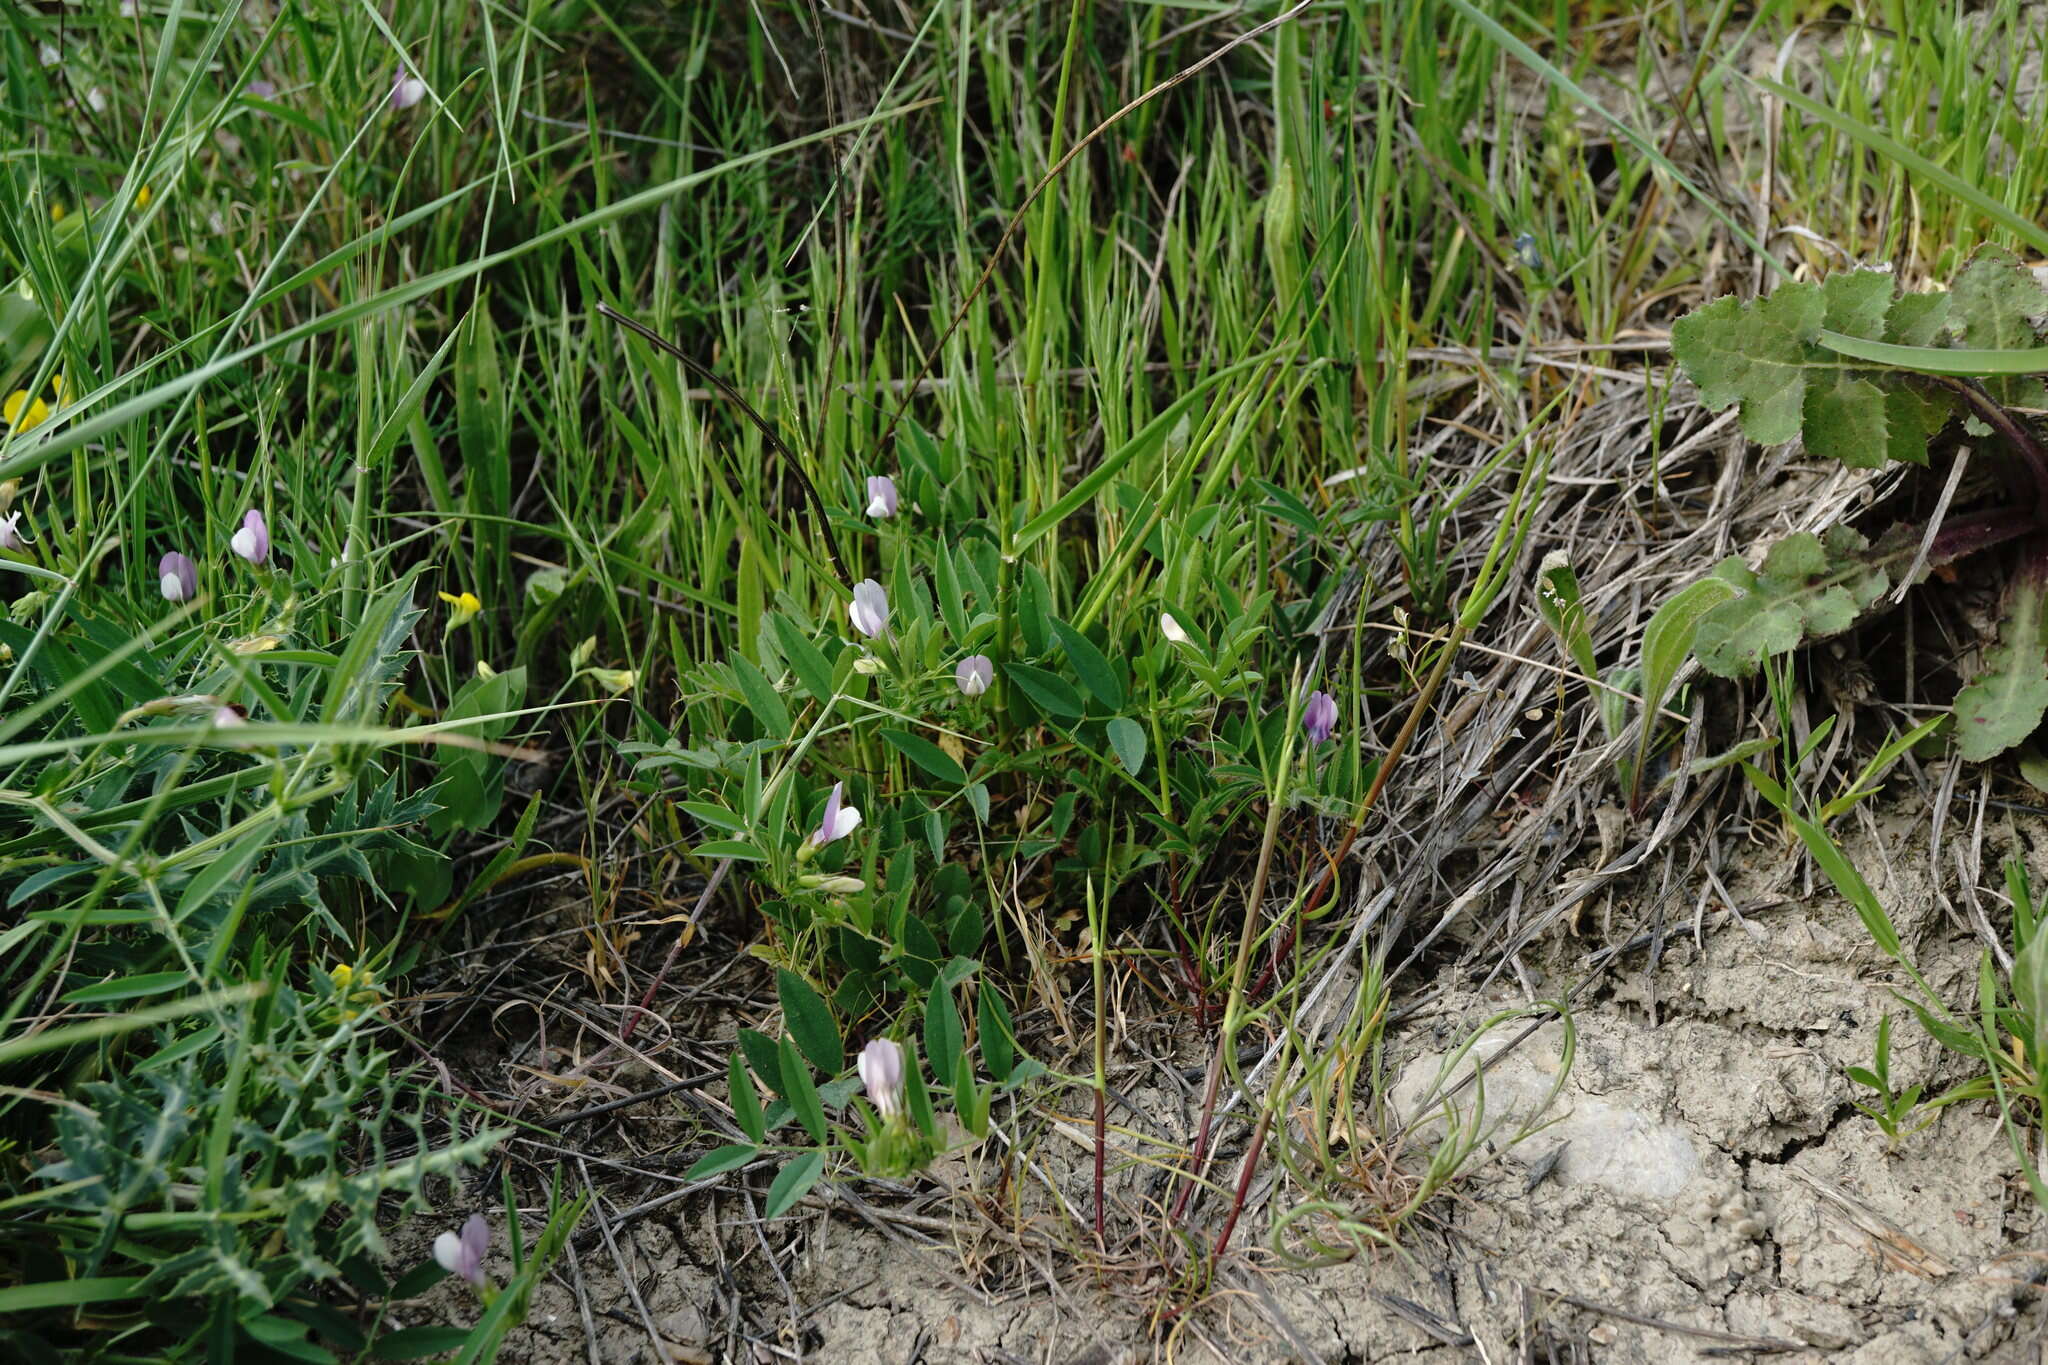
[
  {"x1": 811, "y1": 781, "x2": 862, "y2": 846},
  {"x1": 158, "y1": 551, "x2": 197, "y2": 603},
  {"x1": 246, "y1": 80, "x2": 277, "y2": 100},
  {"x1": 390, "y1": 70, "x2": 427, "y2": 111},
  {"x1": 230, "y1": 509, "x2": 269, "y2": 565},
  {"x1": 955, "y1": 654, "x2": 993, "y2": 697},
  {"x1": 847, "y1": 579, "x2": 889, "y2": 638},
  {"x1": 864, "y1": 475, "x2": 899, "y2": 519},
  {"x1": 0, "y1": 512, "x2": 23, "y2": 552},
  {"x1": 212, "y1": 706, "x2": 245, "y2": 727},
  {"x1": 1302, "y1": 690, "x2": 1338, "y2": 745},
  {"x1": 858, "y1": 1038, "x2": 904, "y2": 1121},
  {"x1": 432, "y1": 1214, "x2": 489, "y2": 1285}
]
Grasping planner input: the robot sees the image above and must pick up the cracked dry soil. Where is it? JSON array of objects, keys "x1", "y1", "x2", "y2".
[{"x1": 439, "y1": 798, "x2": 2048, "y2": 1363}]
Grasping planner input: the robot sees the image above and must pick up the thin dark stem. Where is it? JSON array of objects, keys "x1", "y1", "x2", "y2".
[
  {"x1": 1210, "y1": 1107, "x2": 1272, "y2": 1265},
  {"x1": 1922, "y1": 374, "x2": 2048, "y2": 518},
  {"x1": 596, "y1": 303, "x2": 850, "y2": 586}
]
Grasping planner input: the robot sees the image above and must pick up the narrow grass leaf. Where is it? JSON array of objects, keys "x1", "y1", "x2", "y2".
[{"x1": 61, "y1": 972, "x2": 191, "y2": 1005}]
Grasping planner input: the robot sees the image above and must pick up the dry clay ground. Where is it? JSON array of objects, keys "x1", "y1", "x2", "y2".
[{"x1": 403, "y1": 806, "x2": 2046, "y2": 1364}]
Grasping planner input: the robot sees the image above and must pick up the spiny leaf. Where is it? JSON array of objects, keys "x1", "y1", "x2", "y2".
[
  {"x1": 1955, "y1": 553, "x2": 2048, "y2": 762},
  {"x1": 1691, "y1": 526, "x2": 1903, "y2": 678}
]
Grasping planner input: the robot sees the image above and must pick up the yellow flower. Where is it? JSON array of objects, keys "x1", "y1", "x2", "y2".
[
  {"x1": 50, "y1": 202, "x2": 66, "y2": 222},
  {"x1": 2, "y1": 391, "x2": 50, "y2": 433},
  {"x1": 437, "y1": 590, "x2": 482, "y2": 629},
  {"x1": 329, "y1": 962, "x2": 379, "y2": 1021},
  {"x1": 48, "y1": 374, "x2": 66, "y2": 404},
  {"x1": 588, "y1": 667, "x2": 637, "y2": 695},
  {"x1": 132, "y1": 184, "x2": 152, "y2": 210}
]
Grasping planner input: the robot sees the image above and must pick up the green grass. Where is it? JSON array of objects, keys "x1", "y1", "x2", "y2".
[{"x1": 3, "y1": 0, "x2": 2048, "y2": 1357}]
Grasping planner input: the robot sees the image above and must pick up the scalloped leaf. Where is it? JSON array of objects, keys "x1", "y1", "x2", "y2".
[
  {"x1": 1955, "y1": 556, "x2": 2048, "y2": 761},
  {"x1": 1691, "y1": 526, "x2": 1902, "y2": 677},
  {"x1": 1665, "y1": 260, "x2": 2048, "y2": 469},
  {"x1": 1948, "y1": 246, "x2": 2048, "y2": 421}
]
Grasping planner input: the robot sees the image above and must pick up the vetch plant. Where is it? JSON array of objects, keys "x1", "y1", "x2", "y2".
[
  {"x1": 858, "y1": 1038, "x2": 904, "y2": 1120},
  {"x1": 810, "y1": 780, "x2": 862, "y2": 848},
  {"x1": 1301, "y1": 690, "x2": 1337, "y2": 745},
  {"x1": 956, "y1": 654, "x2": 993, "y2": 697},
  {"x1": 390, "y1": 69, "x2": 427, "y2": 110},
  {"x1": 433, "y1": 1214, "x2": 491, "y2": 1289}
]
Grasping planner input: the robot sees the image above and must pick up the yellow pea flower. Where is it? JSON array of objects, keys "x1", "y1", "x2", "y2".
[
  {"x1": 50, "y1": 202, "x2": 66, "y2": 222},
  {"x1": 437, "y1": 590, "x2": 482, "y2": 630},
  {"x1": 329, "y1": 962, "x2": 379, "y2": 1021},
  {"x1": 587, "y1": 667, "x2": 637, "y2": 695},
  {"x1": 2, "y1": 391, "x2": 50, "y2": 433},
  {"x1": 132, "y1": 184, "x2": 152, "y2": 210}
]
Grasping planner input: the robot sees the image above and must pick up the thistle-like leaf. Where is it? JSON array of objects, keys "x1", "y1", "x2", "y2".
[
  {"x1": 1955, "y1": 550, "x2": 2048, "y2": 761},
  {"x1": 1690, "y1": 526, "x2": 1902, "y2": 677},
  {"x1": 1666, "y1": 260, "x2": 2048, "y2": 469},
  {"x1": 1948, "y1": 246, "x2": 2048, "y2": 421}
]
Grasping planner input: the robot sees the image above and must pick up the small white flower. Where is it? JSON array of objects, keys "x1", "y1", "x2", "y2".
[
  {"x1": 37, "y1": 44, "x2": 59, "y2": 68},
  {"x1": 1160, "y1": 612, "x2": 1189, "y2": 645},
  {"x1": 390, "y1": 71, "x2": 427, "y2": 110},
  {"x1": 0, "y1": 512, "x2": 23, "y2": 552},
  {"x1": 847, "y1": 578, "x2": 890, "y2": 639},
  {"x1": 858, "y1": 1038, "x2": 905, "y2": 1121}
]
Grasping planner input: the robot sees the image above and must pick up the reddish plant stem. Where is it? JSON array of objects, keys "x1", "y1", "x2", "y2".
[
  {"x1": 1170, "y1": 621, "x2": 1469, "y2": 1228},
  {"x1": 1210, "y1": 1107, "x2": 1274, "y2": 1265},
  {"x1": 620, "y1": 857, "x2": 731, "y2": 1045},
  {"x1": 1093, "y1": 1084, "x2": 1107, "y2": 1245}
]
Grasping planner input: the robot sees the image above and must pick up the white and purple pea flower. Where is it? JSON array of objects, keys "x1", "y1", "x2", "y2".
[
  {"x1": 955, "y1": 654, "x2": 993, "y2": 697},
  {"x1": 864, "y1": 475, "x2": 899, "y2": 520},
  {"x1": 158, "y1": 551, "x2": 198, "y2": 603},
  {"x1": 230, "y1": 509, "x2": 269, "y2": 565},
  {"x1": 433, "y1": 1214, "x2": 489, "y2": 1286},
  {"x1": 847, "y1": 579, "x2": 889, "y2": 639},
  {"x1": 1302, "y1": 689, "x2": 1338, "y2": 746},
  {"x1": 812, "y1": 781, "x2": 862, "y2": 846}
]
